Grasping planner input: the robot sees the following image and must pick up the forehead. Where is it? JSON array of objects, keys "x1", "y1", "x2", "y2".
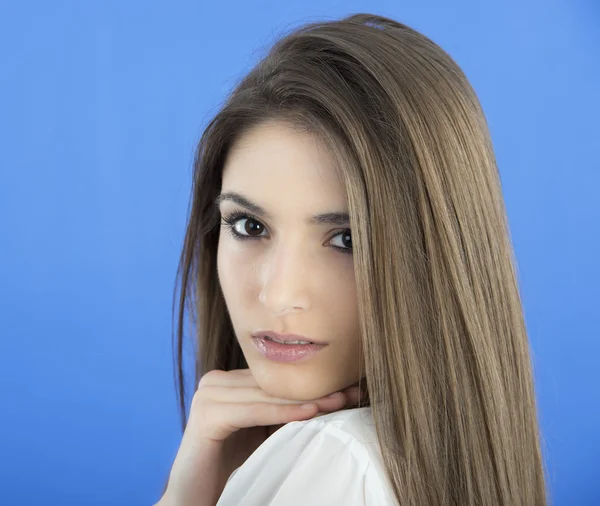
[{"x1": 221, "y1": 121, "x2": 347, "y2": 208}]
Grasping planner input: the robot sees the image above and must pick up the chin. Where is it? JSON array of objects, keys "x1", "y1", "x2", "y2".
[{"x1": 251, "y1": 363, "x2": 328, "y2": 401}]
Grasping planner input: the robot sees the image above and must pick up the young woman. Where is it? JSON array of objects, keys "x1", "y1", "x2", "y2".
[{"x1": 155, "y1": 12, "x2": 550, "y2": 506}]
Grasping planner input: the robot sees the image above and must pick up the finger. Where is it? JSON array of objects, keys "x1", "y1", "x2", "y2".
[
  {"x1": 214, "y1": 402, "x2": 320, "y2": 434},
  {"x1": 199, "y1": 386, "x2": 305, "y2": 405},
  {"x1": 309, "y1": 391, "x2": 353, "y2": 412},
  {"x1": 344, "y1": 386, "x2": 369, "y2": 406},
  {"x1": 199, "y1": 386, "x2": 352, "y2": 414}
]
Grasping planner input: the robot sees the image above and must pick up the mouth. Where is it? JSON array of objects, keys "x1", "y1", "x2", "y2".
[
  {"x1": 252, "y1": 330, "x2": 327, "y2": 345},
  {"x1": 251, "y1": 333, "x2": 328, "y2": 363}
]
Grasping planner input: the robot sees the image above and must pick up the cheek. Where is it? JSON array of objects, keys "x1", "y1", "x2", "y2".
[
  {"x1": 217, "y1": 239, "x2": 257, "y2": 308},
  {"x1": 330, "y1": 268, "x2": 361, "y2": 359},
  {"x1": 323, "y1": 265, "x2": 358, "y2": 323},
  {"x1": 217, "y1": 240, "x2": 236, "y2": 302}
]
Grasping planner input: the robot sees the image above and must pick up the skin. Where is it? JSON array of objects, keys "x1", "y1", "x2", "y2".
[
  {"x1": 156, "y1": 120, "x2": 368, "y2": 506},
  {"x1": 216, "y1": 119, "x2": 364, "y2": 402}
]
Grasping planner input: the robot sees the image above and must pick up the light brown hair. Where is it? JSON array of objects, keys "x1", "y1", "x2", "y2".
[{"x1": 171, "y1": 12, "x2": 550, "y2": 505}]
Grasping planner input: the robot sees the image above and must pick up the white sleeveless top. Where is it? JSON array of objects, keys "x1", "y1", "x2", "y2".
[{"x1": 215, "y1": 406, "x2": 398, "y2": 505}]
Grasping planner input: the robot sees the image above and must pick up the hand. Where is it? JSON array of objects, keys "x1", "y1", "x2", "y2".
[{"x1": 158, "y1": 368, "x2": 365, "y2": 506}]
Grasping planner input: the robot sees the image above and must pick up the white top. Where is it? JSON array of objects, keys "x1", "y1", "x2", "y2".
[{"x1": 216, "y1": 406, "x2": 398, "y2": 505}]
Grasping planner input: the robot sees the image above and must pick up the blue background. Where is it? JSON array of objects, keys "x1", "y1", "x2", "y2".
[{"x1": 1, "y1": 1, "x2": 598, "y2": 505}]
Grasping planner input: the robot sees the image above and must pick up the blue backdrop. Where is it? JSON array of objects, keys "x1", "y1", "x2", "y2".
[{"x1": 1, "y1": 1, "x2": 598, "y2": 505}]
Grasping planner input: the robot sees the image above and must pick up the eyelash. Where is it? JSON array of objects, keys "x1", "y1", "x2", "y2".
[{"x1": 220, "y1": 210, "x2": 353, "y2": 255}]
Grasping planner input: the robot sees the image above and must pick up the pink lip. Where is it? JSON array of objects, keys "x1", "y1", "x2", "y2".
[
  {"x1": 252, "y1": 335, "x2": 327, "y2": 363},
  {"x1": 254, "y1": 330, "x2": 327, "y2": 345}
]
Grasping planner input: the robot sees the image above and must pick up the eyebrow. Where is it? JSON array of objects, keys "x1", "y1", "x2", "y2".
[{"x1": 214, "y1": 191, "x2": 350, "y2": 226}]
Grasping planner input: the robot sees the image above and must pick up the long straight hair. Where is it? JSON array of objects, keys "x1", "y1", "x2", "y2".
[{"x1": 170, "y1": 13, "x2": 550, "y2": 505}]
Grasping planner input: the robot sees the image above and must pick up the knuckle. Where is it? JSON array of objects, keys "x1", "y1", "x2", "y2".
[
  {"x1": 198, "y1": 369, "x2": 226, "y2": 387},
  {"x1": 190, "y1": 390, "x2": 210, "y2": 412}
]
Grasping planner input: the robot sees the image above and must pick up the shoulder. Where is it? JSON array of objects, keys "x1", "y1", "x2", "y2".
[{"x1": 216, "y1": 407, "x2": 398, "y2": 506}]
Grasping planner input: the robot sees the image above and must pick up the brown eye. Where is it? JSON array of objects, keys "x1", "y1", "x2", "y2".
[
  {"x1": 329, "y1": 230, "x2": 352, "y2": 252},
  {"x1": 221, "y1": 211, "x2": 267, "y2": 239},
  {"x1": 342, "y1": 231, "x2": 352, "y2": 248},
  {"x1": 238, "y1": 217, "x2": 264, "y2": 237}
]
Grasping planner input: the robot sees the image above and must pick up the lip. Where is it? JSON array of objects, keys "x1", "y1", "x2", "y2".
[
  {"x1": 252, "y1": 335, "x2": 328, "y2": 363},
  {"x1": 252, "y1": 330, "x2": 327, "y2": 345}
]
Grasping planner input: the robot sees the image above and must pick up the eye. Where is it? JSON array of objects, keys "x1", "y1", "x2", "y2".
[
  {"x1": 221, "y1": 211, "x2": 267, "y2": 239},
  {"x1": 328, "y1": 230, "x2": 352, "y2": 251},
  {"x1": 220, "y1": 211, "x2": 352, "y2": 254}
]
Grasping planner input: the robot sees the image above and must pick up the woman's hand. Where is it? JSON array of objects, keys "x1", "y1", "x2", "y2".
[{"x1": 157, "y1": 368, "x2": 365, "y2": 506}]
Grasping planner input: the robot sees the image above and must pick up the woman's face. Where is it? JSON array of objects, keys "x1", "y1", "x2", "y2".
[{"x1": 216, "y1": 120, "x2": 363, "y2": 401}]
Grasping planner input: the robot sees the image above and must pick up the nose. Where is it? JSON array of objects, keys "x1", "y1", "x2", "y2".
[{"x1": 258, "y1": 241, "x2": 312, "y2": 316}]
